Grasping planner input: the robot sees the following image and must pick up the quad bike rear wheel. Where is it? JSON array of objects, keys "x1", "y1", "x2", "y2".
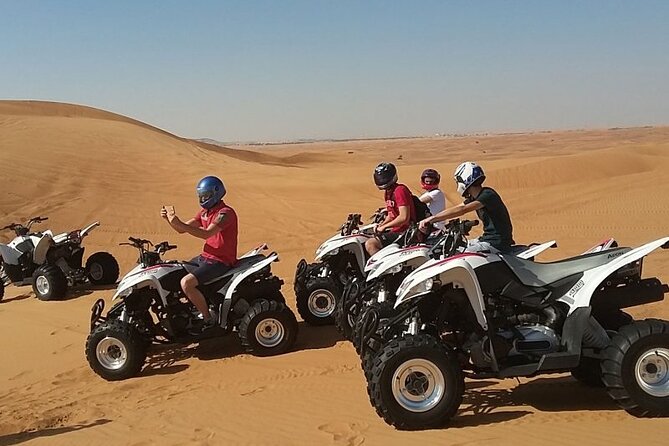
[
  {"x1": 296, "y1": 276, "x2": 340, "y2": 326},
  {"x1": 85, "y1": 319, "x2": 148, "y2": 381},
  {"x1": 86, "y1": 252, "x2": 120, "y2": 285},
  {"x1": 602, "y1": 319, "x2": 669, "y2": 417},
  {"x1": 239, "y1": 299, "x2": 298, "y2": 356},
  {"x1": 32, "y1": 265, "x2": 68, "y2": 301}
]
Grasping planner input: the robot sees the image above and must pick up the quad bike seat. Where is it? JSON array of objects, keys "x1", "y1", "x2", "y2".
[
  {"x1": 201, "y1": 255, "x2": 266, "y2": 286},
  {"x1": 500, "y1": 247, "x2": 631, "y2": 287}
]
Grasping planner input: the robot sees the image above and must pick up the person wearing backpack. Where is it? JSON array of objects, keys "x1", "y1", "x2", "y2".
[
  {"x1": 418, "y1": 168, "x2": 446, "y2": 232},
  {"x1": 419, "y1": 161, "x2": 514, "y2": 253},
  {"x1": 365, "y1": 162, "x2": 419, "y2": 255}
]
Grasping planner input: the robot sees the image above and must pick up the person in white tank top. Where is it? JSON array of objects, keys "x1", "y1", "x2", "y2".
[{"x1": 419, "y1": 168, "x2": 447, "y2": 231}]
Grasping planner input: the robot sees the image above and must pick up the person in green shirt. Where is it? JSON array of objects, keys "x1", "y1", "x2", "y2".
[{"x1": 418, "y1": 161, "x2": 514, "y2": 253}]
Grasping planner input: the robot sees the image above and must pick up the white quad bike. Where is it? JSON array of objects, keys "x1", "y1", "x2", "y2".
[
  {"x1": 0, "y1": 216, "x2": 119, "y2": 301},
  {"x1": 342, "y1": 220, "x2": 557, "y2": 348},
  {"x1": 294, "y1": 209, "x2": 386, "y2": 325},
  {"x1": 86, "y1": 237, "x2": 298, "y2": 381},
  {"x1": 363, "y1": 234, "x2": 669, "y2": 430}
]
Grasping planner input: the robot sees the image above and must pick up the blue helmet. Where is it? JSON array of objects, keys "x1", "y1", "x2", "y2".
[{"x1": 196, "y1": 176, "x2": 226, "y2": 209}]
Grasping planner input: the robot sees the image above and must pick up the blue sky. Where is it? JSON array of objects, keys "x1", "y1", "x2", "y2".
[{"x1": 1, "y1": 1, "x2": 668, "y2": 141}]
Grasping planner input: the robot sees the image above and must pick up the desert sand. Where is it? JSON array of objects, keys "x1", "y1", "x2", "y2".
[{"x1": 1, "y1": 100, "x2": 669, "y2": 445}]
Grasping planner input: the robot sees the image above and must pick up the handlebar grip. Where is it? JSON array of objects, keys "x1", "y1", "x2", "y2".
[{"x1": 168, "y1": 245, "x2": 177, "y2": 250}]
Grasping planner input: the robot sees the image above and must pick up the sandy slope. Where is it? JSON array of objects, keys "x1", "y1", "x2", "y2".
[{"x1": 1, "y1": 101, "x2": 669, "y2": 445}]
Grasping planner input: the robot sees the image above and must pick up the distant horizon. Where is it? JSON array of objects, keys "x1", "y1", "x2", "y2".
[{"x1": 2, "y1": 1, "x2": 668, "y2": 141}]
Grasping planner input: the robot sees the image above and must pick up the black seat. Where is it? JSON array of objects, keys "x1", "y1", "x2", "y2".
[
  {"x1": 499, "y1": 247, "x2": 631, "y2": 287},
  {"x1": 201, "y1": 255, "x2": 266, "y2": 286}
]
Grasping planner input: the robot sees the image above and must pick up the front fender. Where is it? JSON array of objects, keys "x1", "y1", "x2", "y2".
[
  {"x1": 366, "y1": 245, "x2": 429, "y2": 282},
  {"x1": 112, "y1": 276, "x2": 167, "y2": 301},
  {"x1": 315, "y1": 236, "x2": 368, "y2": 272},
  {"x1": 395, "y1": 255, "x2": 488, "y2": 329}
]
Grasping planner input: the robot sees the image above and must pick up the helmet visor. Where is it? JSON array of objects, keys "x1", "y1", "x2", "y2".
[{"x1": 198, "y1": 189, "x2": 215, "y2": 204}]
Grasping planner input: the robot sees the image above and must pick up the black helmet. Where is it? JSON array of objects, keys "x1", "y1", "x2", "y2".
[{"x1": 373, "y1": 162, "x2": 398, "y2": 189}]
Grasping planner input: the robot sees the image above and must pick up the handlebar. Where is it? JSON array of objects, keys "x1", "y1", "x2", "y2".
[{"x1": 2, "y1": 216, "x2": 49, "y2": 233}]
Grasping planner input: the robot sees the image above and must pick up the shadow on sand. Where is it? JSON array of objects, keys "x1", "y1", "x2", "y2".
[
  {"x1": 139, "y1": 321, "x2": 344, "y2": 378},
  {"x1": 445, "y1": 376, "x2": 619, "y2": 429},
  {"x1": 0, "y1": 419, "x2": 111, "y2": 446}
]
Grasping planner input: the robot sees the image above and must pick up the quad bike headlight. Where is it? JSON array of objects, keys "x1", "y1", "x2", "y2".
[{"x1": 387, "y1": 264, "x2": 403, "y2": 275}]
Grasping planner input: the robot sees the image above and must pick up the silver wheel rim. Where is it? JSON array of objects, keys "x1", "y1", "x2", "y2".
[
  {"x1": 307, "y1": 289, "x2": 336, "y2": 318},
  {"x1": 635, "y1": 347, "x2": 669, "y2": 397},
  {"x1": 255, "y1": 318, "x2": 285, "y2": 348},
  {"x1": 89, "y1": 263, "x2": 104, "y2": 281},
  {"x1": 35, "y1": 275, "x2": 50, "y2": 295},
  {"x1": 391, "y1": 358, "x2": 445, "y2": 413},
  {"x1": 96, "y1": 337, "x2": 128, "y2": 370}
]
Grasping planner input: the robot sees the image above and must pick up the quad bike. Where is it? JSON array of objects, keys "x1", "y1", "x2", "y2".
[
  {"x1": 362, "y1": 233, "x2": 669, "y2": 430},
  {"x1": 345, "y1": 220, "x2": 557, "y2": 355},
  {"x1": 86, "y1": 237, "x2": 298, "y2": 381},
  {"x1": 0, "y1": 216, "x2": 119, "y2": 301},
  {"x1": 294, "y1": 208, "x2": 387, "y2": 325}
]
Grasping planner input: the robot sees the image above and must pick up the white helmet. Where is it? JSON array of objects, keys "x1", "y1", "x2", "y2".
[{"x1": 454, "y1": 162, "x2": 485, "y2": 196}]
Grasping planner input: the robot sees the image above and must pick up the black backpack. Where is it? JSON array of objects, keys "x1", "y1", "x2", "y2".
[
  {"x1": 390, "y1": 186, "x2": 432, "y2": 222},
  {"x1": 412, "y1": 194, "x2": 432, "y2": 221}
]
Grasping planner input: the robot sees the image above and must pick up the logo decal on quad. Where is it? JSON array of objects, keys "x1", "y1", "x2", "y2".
[
  {"x1": 567, "y1": 279, "x2": 585, "y2": 298},
  {"x1": 607, "y1": 251, "x2": 624, "y2": 259}
]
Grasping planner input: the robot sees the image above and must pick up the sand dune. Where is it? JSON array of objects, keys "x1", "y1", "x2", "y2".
[{"x1": 1, "y1": 101, "x2": 669, "y2": 445}]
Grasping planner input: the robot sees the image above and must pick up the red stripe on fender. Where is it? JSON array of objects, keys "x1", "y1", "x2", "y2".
[
  {"x1": 429, "y1": 252, "x2": 486, "y2": 268},
  {"x1": 128, "y1": 263, "x2": 178, "y2": 277}
]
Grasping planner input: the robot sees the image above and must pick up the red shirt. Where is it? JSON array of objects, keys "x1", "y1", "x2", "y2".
[
  {"x1": 194, "y1": 201, "x2": 238, "y2": 266},
  {"x1": 384, "y1": 184, "x2": 416, "y2": 233}
]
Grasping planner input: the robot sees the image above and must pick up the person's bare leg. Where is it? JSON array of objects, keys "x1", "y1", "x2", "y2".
[
  {"x1": 181, "y1": 273, "x2": 212, "y2": 321},
  {"x1": 365, "y1": 238, "x2": 383, "y2": 256}
]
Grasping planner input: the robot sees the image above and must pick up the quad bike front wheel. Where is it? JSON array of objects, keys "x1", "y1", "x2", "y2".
[
  {"x1": 32, "y1": 265, "x2": 68, "y2": 301},
  {"x1": 86, "y1": 252, "x2": 120, "y2": 285},
  {"x1": 239, "y1": 299, "x2": 298, "y2": 356},
  {"x1": 367, "y1": 334, "x2": 464, "y2": 430},
  {"x1": 296, "y1": 276, "x2": 340, "y2": 326},
  {"x1": 85, "y1": 319, "x2": 148, "y2": 381},
  {"x1": 602, "y1": 319, "x2": 669, "y2": 417}
]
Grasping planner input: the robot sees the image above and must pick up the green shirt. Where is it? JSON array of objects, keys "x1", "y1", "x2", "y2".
[{"x1": 471, "y1": 187, "x2": 514, "y2": 251}]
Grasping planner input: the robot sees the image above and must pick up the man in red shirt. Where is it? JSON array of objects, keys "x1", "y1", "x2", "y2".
[
  {"x1": 161, "y1": 176, "x2": 238, "y2": 333},
  {"x1": 365, "y1": 162, "x2": 417, "y2": 255}
]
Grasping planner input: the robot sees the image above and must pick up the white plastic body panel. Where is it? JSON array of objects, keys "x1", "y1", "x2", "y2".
[
  {"x1": 315, "y1": 234, "x2": 369, "y2": 272},
  {"x1": 516, "y1": 240, "x2": 557, "y2": 260},
  {"x1": 112, "y1": 263, "x2": 179, "y2": 302},
  {"x1": 366, "y1": 245, "x2": 430, "y2": 282},
  {"x1": 220, "y1": 253, "x2": 279, "y2": 302}
]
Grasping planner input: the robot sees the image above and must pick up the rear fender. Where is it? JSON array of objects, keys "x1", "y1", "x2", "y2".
[
  {"x1": 395, "y1": 255, "x2": 488, "y2": 329},
  {"x1": 219, "y1": 253, "x2": 279, "y2": 302},
  {"x1": 315, "y1": 236, "x2": 367, "y2": 272},
  {"x1": 366, "y1": 245, "x2": 429, "y2": 282},
  {"x1": 516, "y1": 240, "x2": 557, "y2": 260},
  {"x1": 240, "y1": 243, "x2": 268, "y2": 258},
  {"x1": 563, "y1": 236, "x2": 669, "y2": 312}
]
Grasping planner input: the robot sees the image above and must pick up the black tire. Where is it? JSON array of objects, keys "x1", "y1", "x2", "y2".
[
  {"x1": 85, "y1": 319, "x2": 147, "y2": 381},
  {"x1": 86, "y1": 252, "x2": 120, "y2": 285},
  {"x1": 367, "y1": 334, "x2": 464, "y2": 430},
  {"x1": 295, "y1": 276, "x2": 340, "y2": 326},
  {"x1": 32, "y1": 265, "x2": 68, "y2": 301},
  {"x1": 0, "y1": 281, "x2": 4, "y2": 301},
  {"x1": 239, "y1": 299, "x2": 298, "y2": 356},
  {"x1": 602, "y1": 319, "x2": 669, "y2": 417},
  {"x1": 334, "y1": 286, "x2": 356, "y2": 341}
]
